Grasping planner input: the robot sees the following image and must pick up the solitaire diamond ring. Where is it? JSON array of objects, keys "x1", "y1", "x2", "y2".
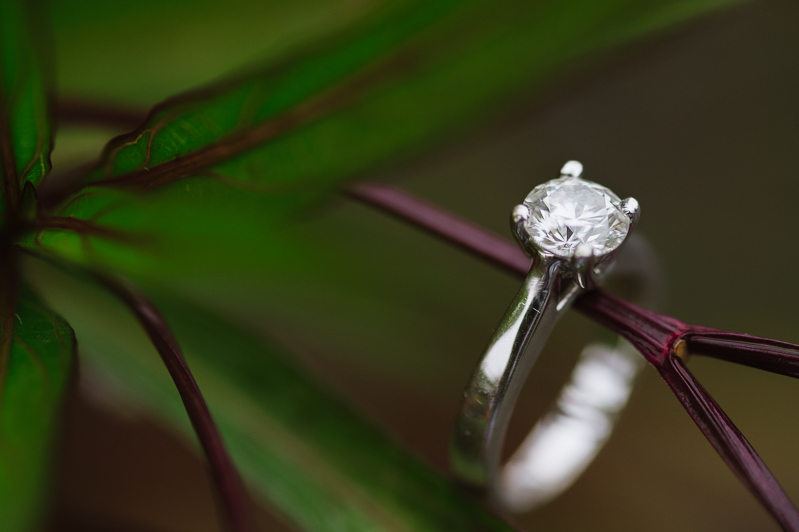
[{"x1": 450, "y1": 161, "x2": 660, "y2": 511}]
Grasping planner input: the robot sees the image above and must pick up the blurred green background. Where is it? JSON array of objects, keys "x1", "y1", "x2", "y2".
[{"x1": 39, "y1": 0, "x2": 799, "y2": 530}]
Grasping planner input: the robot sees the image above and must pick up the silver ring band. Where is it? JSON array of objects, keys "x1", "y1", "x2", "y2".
[{"x1": 450, "y1": 163, "x2": 660, "y2": 511}]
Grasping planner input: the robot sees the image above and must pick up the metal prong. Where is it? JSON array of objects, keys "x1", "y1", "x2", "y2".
[
  {"x1": 560, "y1": 160, "x2": 583, "y2": 179},
  {"x1": 511, "y1": 204, "x2": 531, "y2": 248},
  {"x1": 512, "y1": 204, "x2": 530, "y2": 224},
  {"x1": 571, "y1": 243, "x2": 594, "y2": 289},
  {"x1": 620, "y1": 197, "x2": 640, "y2": 229}
]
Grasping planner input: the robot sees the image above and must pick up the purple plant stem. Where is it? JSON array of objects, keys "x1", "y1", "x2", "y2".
[
  {"x1": 93, "y1": 273, "x2": 258, "y2": 532},
  {"x1": 659, "y1": 356, "x2": 799, "y2": 531},
  {"x1": 585, "y1": 292, "x2": 799, "y2": 530},
  {"x1": 347, "y1": 183, "x2": 530, "y2": 277},
  {"x1": 348, "y1": 181, "x2": 799, "y2": 530},
  {"x1": 686, "y1": 330, "x2": 799, "y2": 378},
  {"x1": 55, "y1": 97, "x2": 148, "y2": 130},
  {"x1": 52, "y1": 511, "x2": 175, "y2": 532},
  {"x1": 0, "y1": 264, "x2": 19, "y2": 402},
  {"x1": 0, "y1": 94, "x2": 20, "y2": 211},
  {"x1": 574, "y1": 289, "x2": 687, "y2": 366}
]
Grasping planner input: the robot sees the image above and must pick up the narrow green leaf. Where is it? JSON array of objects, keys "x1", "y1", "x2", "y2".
[
  {"x1": 0, "y1": 0, "x2": 52, "y2": 214},
  {"x1": 0, "y1": 282, "x2": 75, "y2": 532},
  {"x1": 28, "y1": 260, "x2": 512, "y2": 532},
  {"x1": 36, "y1": 0, "x2": 738, "y2": 278}
]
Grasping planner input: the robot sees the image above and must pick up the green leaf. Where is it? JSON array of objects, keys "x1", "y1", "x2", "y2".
[
  {"x1": 27, "y1": 259, "x2": 513, "y2": 532},
  {"x1": 0, "y1": 282, "x2": 75, "y2": 532},
  {"x1": 37, "y1": 0, "x2": 739, "y2": 278},
  {"x1": 0, "y1": 0, "x2": 52, "y2": 213}
]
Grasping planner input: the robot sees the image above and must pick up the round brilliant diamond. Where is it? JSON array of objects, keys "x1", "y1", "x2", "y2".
[{"x1": 523, "y1": 177, "x2": 629, "y2": 257}]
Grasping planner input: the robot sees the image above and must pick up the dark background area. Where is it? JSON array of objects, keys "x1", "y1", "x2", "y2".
[{"x1": 46, "y1": 0, "x2": 799, "y2": 530}]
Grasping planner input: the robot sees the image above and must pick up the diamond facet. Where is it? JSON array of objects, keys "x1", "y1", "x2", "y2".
[{"x1": 523, "y1": 176, "x2": 629, "y2": 257}]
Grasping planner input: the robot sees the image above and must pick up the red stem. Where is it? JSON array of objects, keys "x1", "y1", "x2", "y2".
[
  {"x1": 347, "y1": 183, "x2": 530, "y2": 277},
  {"x1": 0, "y1": 99, "x2": 20, "y2": 212},
  {"x1": 574, "y1": 289, "x2": 687, "y2": 366},
  {"x1": 55, "y1": 97, "x2": 148, "y2": 131},
  {"x1": 92, "y1": 273, "x2": 258, "y2": 532},
  {"x1": 0, "y1": 263, "x2": 19, "y2": 403},
  {"x1": 686, "y1": 330, "x2": 799, "y2": 378},
  {"x1": 36, "y1": 216, "x2": 143, "y2": 243},
  {"x1": 658, "y1": 356, "x2": 799, "y2": 531}
]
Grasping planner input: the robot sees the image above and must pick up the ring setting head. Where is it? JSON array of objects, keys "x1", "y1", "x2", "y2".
[{"x1": 513, "y1": 161, "x2": 636, "y2": 269}]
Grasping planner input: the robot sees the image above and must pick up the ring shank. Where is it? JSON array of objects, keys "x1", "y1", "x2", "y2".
[
  {"x1": 450, "y1": 235, "x2": 659, "y2": 510},
  {"x1": 499, "y1": 339, "x2": 642, "y2": 510}
]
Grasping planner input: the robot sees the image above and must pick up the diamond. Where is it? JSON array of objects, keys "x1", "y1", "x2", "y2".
[{"x1": 523, "y1": 176, "x2": 629, "y2": 257}]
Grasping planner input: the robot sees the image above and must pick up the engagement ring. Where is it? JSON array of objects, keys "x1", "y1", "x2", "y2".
[{"x1": 450, "y1": 161, "x2": 660, "y2": 511}]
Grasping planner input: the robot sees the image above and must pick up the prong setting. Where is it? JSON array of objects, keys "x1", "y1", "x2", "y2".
[
  {"x1": 512, "y1": 204, "x2": 530, "y2": 224},
  {"x1": 560, "y1": 160, "x2": 583, "y2": 178},
  {"x1": 570, "y1": 244, "x2": 595, "y2": 289},
  {"x1": 511, "y1": 204, "x2": 531, "y2": 249},
  {"x1": 516, "y1": 161, "x2": 637, "y2": 289},
  {"x1": 620, "y1": 197, "x2": 640, "y2": 228}
]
